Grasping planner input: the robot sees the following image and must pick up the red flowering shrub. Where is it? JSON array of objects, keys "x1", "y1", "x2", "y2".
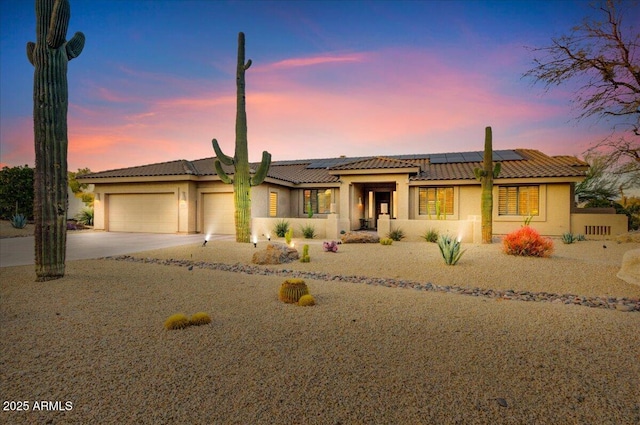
[{"x1": 502, "y1": 226, "x2": 554, "y2": 257}]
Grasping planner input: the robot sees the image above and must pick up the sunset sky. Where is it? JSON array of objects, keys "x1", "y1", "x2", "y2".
[{"x1": 1, "y1": 0, "x2": 638, "y2": 173}]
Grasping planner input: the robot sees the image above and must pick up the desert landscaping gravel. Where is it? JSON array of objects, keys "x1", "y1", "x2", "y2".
[{"x1": 1, "y1": 237, "x2": 639, "y2": 424}]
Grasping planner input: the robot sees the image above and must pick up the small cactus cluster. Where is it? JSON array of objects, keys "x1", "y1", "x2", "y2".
[
  {"x1": 279, "y1": 278, "x2": 315, "y2": 306},
  {"x1": 285, "y1": 228, "x2": 294, "y2": 245},
  {"x1": 380, "y1": 237, "x2": 393, "y2": 245},
  {"x1": 300, "y1": 244, "x2": 310, "y2": 262},
  {"x1": 164, "y1": 312, "x2": 212, "y2": 330},
  {"x1": 323, "y1": 241, "x2": 339, "y2": 252}
]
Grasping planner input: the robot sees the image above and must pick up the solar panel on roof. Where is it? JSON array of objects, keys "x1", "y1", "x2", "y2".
[{"x1": 494, "y1": 150, "x2": 523, "y2": 161}]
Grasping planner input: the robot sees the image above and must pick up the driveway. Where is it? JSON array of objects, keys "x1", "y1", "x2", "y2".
[{"x1": 0, "y1": 232, "x2": 231, "y2": 267}]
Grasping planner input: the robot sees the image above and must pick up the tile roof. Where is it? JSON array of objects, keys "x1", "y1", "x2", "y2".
[
  {"x1": 329, "y1": 156, "x2": 421, "y2": 171},
  {"x1": 80, "y1": 149, "x2": 587, "y2": 184}
]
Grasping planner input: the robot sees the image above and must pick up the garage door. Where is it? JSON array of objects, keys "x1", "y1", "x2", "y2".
[
  {"x1": 108, "y1": 194, "x2": 177, "y2": 233},
  {"x1": 202, "y1": 193, "x2": 235, "y2": 235}
]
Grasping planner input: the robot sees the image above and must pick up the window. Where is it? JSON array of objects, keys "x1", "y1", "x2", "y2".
[
  {"x1": 419, "y1": 187, "x2": 453, "y2": 216},
  {"x1": 498, "y1": 186, "x2": 539, "y2": 216},
  {"x1": 304, "y1": 189, "x2": 332, "y2": 214},
  {"x1": 269, "y1": 192, "x2": 278, "y2": 217}
]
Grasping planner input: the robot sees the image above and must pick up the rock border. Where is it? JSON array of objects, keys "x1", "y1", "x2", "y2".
[{"x1": 104, "y1": 255, "x2": 640, "y2": 312}]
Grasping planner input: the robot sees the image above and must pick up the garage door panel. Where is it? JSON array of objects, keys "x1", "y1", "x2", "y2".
[
  {"x1": 202, "y1": 193, "x2": 235, "y2": 235},
  {"x1": 109, "y1": 194, "x2": 177, "y2": 233}
]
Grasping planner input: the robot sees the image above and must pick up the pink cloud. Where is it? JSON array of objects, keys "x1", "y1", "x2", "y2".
[
  {"x1": 2, "y1": 46, "x2": 611, "y2": 172},
  {"x1": 256, "y1": 53, "x2": 367, "y2": 71}
]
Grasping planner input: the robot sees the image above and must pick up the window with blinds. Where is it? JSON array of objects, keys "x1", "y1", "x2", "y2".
[
  {"x1": 303, "y1": 189, "x2": 332, "y2": 214},
  {"x1": 498, "y1": 186, "x2": 539, "y2": 216},
  {"x1": 418, "y1": 187, "x2": 454, "y2": 216},
  {"x1": 269, "y1": 192, "x2": 278, "y2": 217}
]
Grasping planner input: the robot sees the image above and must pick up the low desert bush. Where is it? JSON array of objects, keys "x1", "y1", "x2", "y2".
[
  {"x1": 164, "y1": 313, "x2": 190, "y2": 330},
  {"x1": 274, "y1": 219, "x2": 290, "y2": 238},
  {"x1": 503, "y1": 226, "x2": 554, "y2": 257},
  {"x1": 422, "y1": 228, "x2": 438, "y2": 243},
  {"x1": 300, "y1": 224, "x2": 316, "y2": 239},
  {"x1": 75, "y1": 207, "x2": 94, "y2": 226},
  {"x1": 380, "y1": 237, "x2": 393, "y2": 245},
  {"x1": 561, "y1": 232, "x2": 576, "y2": 244},
  {"x1": 387, "y1": 228, "x2": 405, "y2": 241}
]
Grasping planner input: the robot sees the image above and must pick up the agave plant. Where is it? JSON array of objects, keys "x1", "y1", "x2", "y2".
[
  {"x1": 561, "y1": 232, "x2": 576, "y2": 244},
  {"x1": 437, "y1": 235, "x2": 465, "y2": 265},
  {"x1": 10, "y1": 213, "x2": 28, "y2": 229}
]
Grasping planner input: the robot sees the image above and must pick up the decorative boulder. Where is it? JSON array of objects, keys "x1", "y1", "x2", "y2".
[
  {"x1": 340, "y1": 231, "x2": 380, "y2": 244},
  {"x1": 252, "y1": 242, "x2": 299, "y2": 265},
  {"x1": 617, "y1": 249, "x2": 640, "y2": 286}
]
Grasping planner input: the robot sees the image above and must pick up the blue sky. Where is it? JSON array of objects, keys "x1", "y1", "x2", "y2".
[{"x1": 1, "y1": 0, "x2": 637, "y2": 172}]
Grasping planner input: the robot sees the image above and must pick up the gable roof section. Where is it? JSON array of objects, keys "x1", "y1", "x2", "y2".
[{"x1": 79, "y1": 149, "x2": 587, "y2": 185}]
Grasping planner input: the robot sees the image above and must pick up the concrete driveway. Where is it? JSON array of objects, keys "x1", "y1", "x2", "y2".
[{"x1": 0, "y1": 232, "x2": 231, "y2": 267}]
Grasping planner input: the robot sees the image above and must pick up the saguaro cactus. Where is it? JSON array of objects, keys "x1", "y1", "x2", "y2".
[
  {"x1": 27, "y1": 0, "x2": 85, "y2": 281},
  {"x1": 474, "y1": 127, "x2": 501, "y2": 244},
  {"x1": 212, "y1": 32, "x2": 271, "y2": 243}
]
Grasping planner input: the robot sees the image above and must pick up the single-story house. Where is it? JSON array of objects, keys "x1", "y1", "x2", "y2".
[{"x1": 77, "y1": 148, "x2": 627, "y2": 243}]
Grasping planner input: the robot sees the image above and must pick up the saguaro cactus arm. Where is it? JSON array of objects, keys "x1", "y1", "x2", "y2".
[
  {"x1": 212, "y1": 138, "x2": 234, "y2": 165},
  {"x1": 66, "y1": 31, "x2": 85, "y2": 59},
  {"x1": 214, "y1": 160, "x2": 233, "y2": 184},
  {"x1": 250, "y1": 151, "x2": 272, "y2": 186},
  {"x1": 27, "y1": 42, "x2": 36, "y2": 65}
]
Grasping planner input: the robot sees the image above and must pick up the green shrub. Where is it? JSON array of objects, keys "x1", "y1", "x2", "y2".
[
  {"x1": 422, "y1": 228, "x2": 438, "y2": 243},
  {"x1": 10, "y1": 213, "x2": 28, "y2": 229},
  {"x1": 437, "y1": 235, "x2": 465, "y2": 265},
  {"x1": 576, "y1": 234, "x2": 586, "y2": 241},
  {"x1": 300, "y1": 224, "x2": 316, "y2": 239},
  {"x1": 561, "y1": 232, "x2": 576, "y2": 244},
  {"x1": 380, "y1": 237, "x2": 393, "y2": 245},
  {"x1": 75, "y1": 207, "x2": 94, "y2": 226},
  {"x1": 502, "y1": 226, "x2": 554, "y2": 257},
  {"x1": 274, "y1": 219, "x2": 290, "y2": 238},
  {"x1": 387, "y1": 228, "x2": 405, "y2": 241}
]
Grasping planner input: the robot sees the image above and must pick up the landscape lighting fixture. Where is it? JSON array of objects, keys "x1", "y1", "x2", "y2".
[{"x1": 252, "y1": 235, "x2": 258, "y2": 248}]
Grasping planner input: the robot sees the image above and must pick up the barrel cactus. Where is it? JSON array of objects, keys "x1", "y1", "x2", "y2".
[
  {"x1": 189, "y1": 312, "x2": 212, "y2": 326},
  {"x1": 278, "y1": 278, "x2": 309, "y2": 304},
  {"x1": 298, "y1": 294, "x2": 316, "y2": 307},
  {"x1": 164, "y1": 313, "x2": 190, "y2": 330},
  {"x1": 27, "y1": 0, "x2": 85, "y2": 281}
]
